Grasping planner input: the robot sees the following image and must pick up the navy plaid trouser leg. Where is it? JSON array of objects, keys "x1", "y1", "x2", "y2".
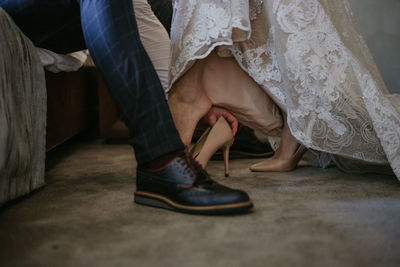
[{"x1": 0, "y1": 0, "x2": 184, "y2": 164}]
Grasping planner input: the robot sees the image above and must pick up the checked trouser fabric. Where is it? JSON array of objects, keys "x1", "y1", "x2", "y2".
[{"x1": 0, "y1": 0, "x2": 184, "y2": 164}]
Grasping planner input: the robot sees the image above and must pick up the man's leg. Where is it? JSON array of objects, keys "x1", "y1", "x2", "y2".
[
  {"x1": 1, "y1": 0, "x2": 184, "y2": 164},
  {"x1": 77, "y1": 1, "x2": 252, "y2": 214},
  {"x1": 1, "y1": 0, "x2": 253, "y2": 214},
  {"x1": 77, "y1": 0, "x2": 184, "y2": 164}
]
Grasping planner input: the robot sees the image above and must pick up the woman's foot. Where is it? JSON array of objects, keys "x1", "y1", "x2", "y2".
[
  {"x1": 272, "y1": 119, "x2": 301, "y2": 160},
  {"x1": 249, "y1": 144, "x2": 307, "y2": 172},
  {"x1": 250, "y1": 119, "x2": 307, "y2": 172}
]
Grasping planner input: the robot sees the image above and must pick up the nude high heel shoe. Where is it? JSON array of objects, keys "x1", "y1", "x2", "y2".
[
  {"x1": 249, "y1": 145, "x2": 308, "y2": 172},
  {"x1": 191, "y1": 117, "x2": 233, "y2": 177}
]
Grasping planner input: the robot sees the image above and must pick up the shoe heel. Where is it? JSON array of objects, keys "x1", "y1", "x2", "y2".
[
  {"x1": 191, "y1": 117, "x2": 233, "y2": 171},
  {"x1": 223, "y1": 143, "x2": 230, "y2": 177}
]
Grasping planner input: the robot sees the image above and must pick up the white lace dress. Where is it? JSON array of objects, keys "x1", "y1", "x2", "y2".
[{"x1": 169, "y1": 0, "x2": 400, "y2": 179}]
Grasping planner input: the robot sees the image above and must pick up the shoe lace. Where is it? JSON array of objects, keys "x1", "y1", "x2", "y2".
[{"x1": 182, "y1": 152, "x2": 214, "y2": 187}]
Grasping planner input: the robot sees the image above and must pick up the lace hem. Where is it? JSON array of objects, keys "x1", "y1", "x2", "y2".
[{"x1": 170, "y1": 0, "x2": 400, "y2": 178}]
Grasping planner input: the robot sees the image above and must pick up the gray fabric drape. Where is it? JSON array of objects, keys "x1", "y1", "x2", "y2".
[{"x1": 0, "y1": 8, "x2": 46, "y2": 205}]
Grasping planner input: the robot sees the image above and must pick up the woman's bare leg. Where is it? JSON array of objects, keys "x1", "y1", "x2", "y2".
[
  {"x1": 201, "y1": 51, "x2": 283, "y2": 136},
  {"x1": 168, "y1": 50, "x2": 283, "y2": 147},
  {"x1": 250, "y1": 114, "x2": 307, "y2": 172},
  {"x1": 168, "y1": 60, "x2": 212, "y2": 146}
]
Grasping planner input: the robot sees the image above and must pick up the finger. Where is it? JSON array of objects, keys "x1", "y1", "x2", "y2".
[
  {"x1": 231, "y1": 120, "x2": 238, "y2": 136},
  {"x1": 208, "y1": 113, "x2": 217, "y2": 126},
  {"x1": 222, "y1": 112, "x2": 238, "y2": 135}
]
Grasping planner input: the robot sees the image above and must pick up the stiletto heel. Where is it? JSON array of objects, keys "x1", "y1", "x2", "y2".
[
  {"x1": 249, "y1": 144, "x2": 308, "y2": 172},
  {"x1": 222, "y1": 143, "x2": 230, "y2": 177},
  {"x1": 190, "y1": 117, "x2": 233, "y2": 172}
]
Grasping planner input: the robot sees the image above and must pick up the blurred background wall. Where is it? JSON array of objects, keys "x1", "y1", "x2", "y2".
[{"x1": 348, "y1": 0, "x2": 400, "y2": 93}]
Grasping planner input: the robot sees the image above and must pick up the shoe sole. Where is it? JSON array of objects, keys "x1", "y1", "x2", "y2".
[{"x1": 134, "y1": 191, "x2": 253, "y2": 215}]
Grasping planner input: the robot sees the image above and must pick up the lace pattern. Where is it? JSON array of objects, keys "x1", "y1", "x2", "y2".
[
  {"x1": 169, "y1": 0, "x2": 257, "y2": 87},
  {"x1": 170, "y1": 0, "x2": 400, "y2": 178}
]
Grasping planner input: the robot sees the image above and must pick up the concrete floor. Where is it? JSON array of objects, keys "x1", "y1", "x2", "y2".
[{"x1": 1, "y1": 142, "x2": 400, "y2": 267}]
